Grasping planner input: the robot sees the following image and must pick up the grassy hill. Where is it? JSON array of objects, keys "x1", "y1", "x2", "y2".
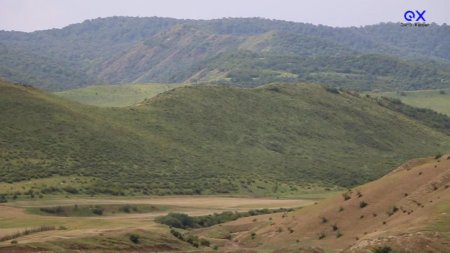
[
  {"x1": 1, "y1": 80, "x2": 450, "y2": 198},
  {"x1": 1, "y1": 17, "x2": 450, "y2": 91},
  {"x1": 197, "y1": 155, "x2": 450, "y2": 252},
  {"x1": 372, "y1": 88, "x2": 450, "y2": 116},
  {"x1": 54, "y1": 83, "x2": 184, "y2": 107}
]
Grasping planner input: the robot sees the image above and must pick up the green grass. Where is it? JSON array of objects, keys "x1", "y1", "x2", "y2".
[
  {"x1": 1, "y1": 80, "x2": 450, "y2": 197},
  {"x1": 371, "y1": 89, "x2": 450, "y2": 116},
  {"x1": 54, "y1": 83, "x2": 185, "y2": 107},
  {"x1": 432, "y1": 201, "x2": 450, "y2": 240}
]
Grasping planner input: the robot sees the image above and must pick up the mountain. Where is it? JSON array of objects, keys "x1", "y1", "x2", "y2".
[
  {"x1": 1, "y1": 79, "x2": 449, "y2": 197},
  {"x1": 1, "y1": 17, "x2": 450, "y2": 91},
  {"x1": 196, "y1": 155, "x2": 450, "y2": 252}
]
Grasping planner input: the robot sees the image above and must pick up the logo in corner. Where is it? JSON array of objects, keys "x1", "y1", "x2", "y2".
[{"x1": 401, "y1": 10, "x2": 429, "y2": 27}]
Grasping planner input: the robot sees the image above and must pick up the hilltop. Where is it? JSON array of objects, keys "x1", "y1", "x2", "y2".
[
  {"x1": 196, "y1": 155, "x2": 450, "y2": 252},
  {"x1": 1, "y1": 80, "x2": 450, "y2": 198},
  {"x1": 1, "y1": 17, "x2": 450, "y2": 91}
]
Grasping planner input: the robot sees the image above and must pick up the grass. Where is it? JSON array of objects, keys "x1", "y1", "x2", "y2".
[
  {"x1": 0, "y1": 196, "x2": 309, "y2": 251},
  {"x1": 54, "y1": 83, "x2": 185, "y2": 107},
  {"x1": 371, "y1": 88, "x2": 450, "y2": 116},
  {"x1": 432, "y1": 201, "x2": 450, "y2": 240},
  {"x1": 1, "y1": 80, "x2": 450, "y2": 197}
]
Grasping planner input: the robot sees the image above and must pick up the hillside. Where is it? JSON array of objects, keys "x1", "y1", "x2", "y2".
[
  {"x1": 54, "y1": 83, "x2": 184, "y2": 107},
  {"x1": 1, "y1": 17, "x2": 450, "y2": 91},
  {"x1": 1, "y1": 80, "x2": 450, "y2": 198},
  {"x1": 196, "y1": 155, "x2": 450, "y2": 253}
]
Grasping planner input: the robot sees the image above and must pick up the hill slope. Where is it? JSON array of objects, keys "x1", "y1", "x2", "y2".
[
  {"x1": 54, "y1": 83, "x2": 184, "y2": 107},
  {"x1": 1, "y1": 17, "x2": 450, "y2": 91},
  {"x1": 1, "y1": 80, "x2": 450, "y2": 197},
  {"x1": 198, "y1": 155, "x2": 450, "y2": 252}
]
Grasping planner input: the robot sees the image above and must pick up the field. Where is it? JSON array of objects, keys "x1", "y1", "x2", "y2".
[
  {"x1": 54, "y1": 83, "x2": 185, "y2": 107},
  {"x1": 372, "y1": 88, "x2": 450, "y2": 116},
  {"x1": 0, "y1": 196, "x2": 316, "y2": 251}
]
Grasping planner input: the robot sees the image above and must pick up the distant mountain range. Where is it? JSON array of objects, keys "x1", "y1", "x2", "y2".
[{"x1": 1, "y1": 17, "x2": 449, "y2": 91}]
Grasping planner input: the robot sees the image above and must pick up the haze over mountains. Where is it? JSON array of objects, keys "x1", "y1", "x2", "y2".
[{"x1": 1, "y1": 17, "x2": 450, "y2": 91}]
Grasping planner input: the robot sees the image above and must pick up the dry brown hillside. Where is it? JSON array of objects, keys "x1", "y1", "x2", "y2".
[{"x1": 197, "y1": 155, "x2": 450, "y2": 253}]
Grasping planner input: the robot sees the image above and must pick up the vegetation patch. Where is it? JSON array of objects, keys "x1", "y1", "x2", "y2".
[
  {"x1": 157, "y1": 208, "x2": 294, "y2": 229},
  {"x1": 28, "y1": 204, "x2": 163, "y2": 217}
]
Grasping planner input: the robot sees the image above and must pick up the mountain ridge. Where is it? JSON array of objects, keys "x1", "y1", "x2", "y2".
[{"x1": 1, "y1": 17, "x2": 449, "y2": 91}]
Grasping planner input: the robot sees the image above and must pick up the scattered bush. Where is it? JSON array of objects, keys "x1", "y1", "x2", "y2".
[
  {"x1": 342, "y1": 192, "x2": 351, "y2": 201},
  {"x1": 129, "y1": 234, "x2": 140, "y2": 244},
  {"x1": 372, "y1": 246, "x2": 392, "y2": 253},
  {"x1": 318, "y1": 232, "x2": 326, "y2": 240},
  {"x1": 331, "y1": 224, "x2": 338, "y2": 231},
  {"x1": 387, "y1": 206, "x2": 399, "y2": 216},
  {"x1": 92, "y1": 207, "x2": 104, "y2": 216},
  {"x1": 360, "y1": 201, "x2": 368, "y2": 208}
]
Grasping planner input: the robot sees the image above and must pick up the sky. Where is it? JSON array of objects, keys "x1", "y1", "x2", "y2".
[{"x1": 0, "y1": 0, "x2": 449, "y2": 32}]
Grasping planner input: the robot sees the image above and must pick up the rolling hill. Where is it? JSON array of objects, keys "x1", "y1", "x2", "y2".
[
  {"x1": 196, "y1": 155, "x2": 450, "y2": 252},
  {"x1": 1, "y1": 79, "x2": 450, "y2": 198},
  {"x1": 54, "y1": 83, "x2": 184, "y2": 107},
  {"x1": 1, "y1": 17, "x2": 450, "y2": 91}
]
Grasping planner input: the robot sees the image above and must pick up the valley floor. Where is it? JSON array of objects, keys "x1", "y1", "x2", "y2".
[{"x1": 0, "y1": 195, "x2": 318, "y2": 252}]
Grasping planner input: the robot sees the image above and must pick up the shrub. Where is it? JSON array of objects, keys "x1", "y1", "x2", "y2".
[
  {"x1": 199, "y1": 238, "x2": 210, "y2": 247},
  {"x1": 129, "y1": 234, "x2": 140, "y2": 244},
  {"x1": 387, "y1": 206, "x2": 399, "y2": 216},
  {"x1": 318, "y1": 232, "x2": 326, "y2": 240},
  {"x1": 342, "y1": 192, "x2": 351, "y2": 201},
  {"x1": 92, "y1": 207, "x2": 104, "y2": 216},
  {"x1": 251, "y1": 232, "x2": 256, "y2": 239},
  {"x1": 321, "y1": 217, "x2": 328, "y2": 223},
  {"x1": 360, "y1": 201, "x2": 368, "y2": 208},
  {"x1": 372, "y1": 246, "x2": 392, "y2": 253},
  {"x1": 331, "y1": 224, "x2": 338, "y2": 231}
]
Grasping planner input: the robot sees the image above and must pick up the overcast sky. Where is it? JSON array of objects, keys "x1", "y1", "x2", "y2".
[{"x1": 0, "y1": 0, "x2": 449, "y2": 32}]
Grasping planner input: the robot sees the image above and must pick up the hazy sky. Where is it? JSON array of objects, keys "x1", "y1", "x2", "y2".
[{"x1": 1, "y1": 0, "x2": 449, "y2": 32}]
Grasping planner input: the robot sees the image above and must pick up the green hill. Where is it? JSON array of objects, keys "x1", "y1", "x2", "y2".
[
  {"x1": 1, "y1": 17, "x2": 450, "y2": 91},
  {"x1": 54, "y1": 83, "x2": 184, "y2": 107},
  {"x1": 1, "y1": 80, "x2": 449, "y2": 197}
]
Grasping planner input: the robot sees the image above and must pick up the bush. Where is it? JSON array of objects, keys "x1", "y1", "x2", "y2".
[
  {"x1": 360, "y1": 201, "x2": 368, "y2": 208},
  {"x1": 129, "y1": 234, "x2": 140, "y2": 244},
  {"x1": 372, "y1": 246, "x2": 392, "y2": 253},
  {"x1": 157, "y1": 208, "x2": 293, "y2": 229},
  {"x1": 318, "y1": 232, "x2": 326, "y2": 240},
  {"x1": 92, "y1": 207, "x2": 104, "y2": 216}
]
